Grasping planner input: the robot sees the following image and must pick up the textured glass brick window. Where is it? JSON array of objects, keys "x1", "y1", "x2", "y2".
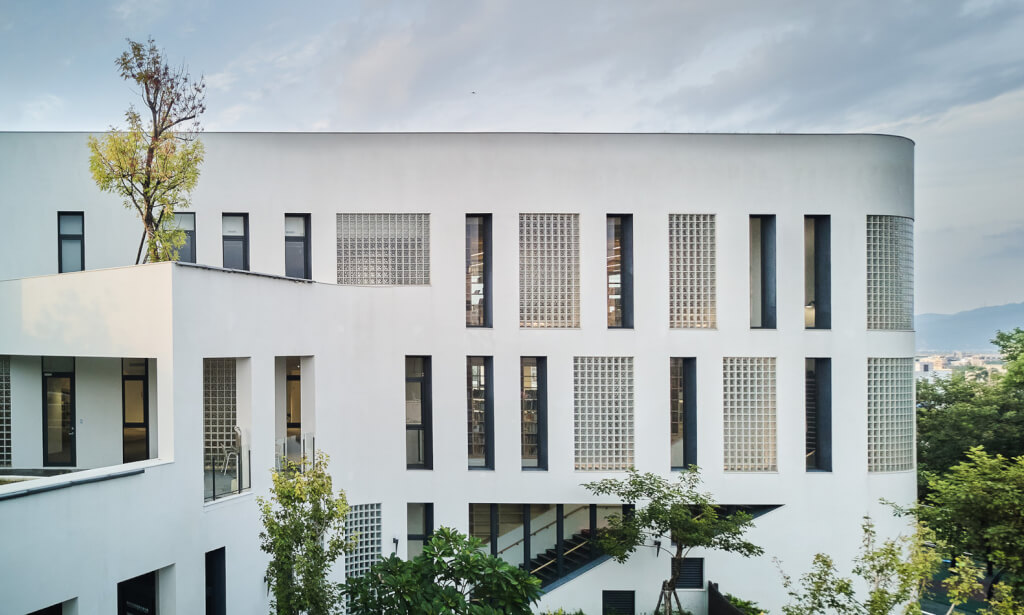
[
  {"x1": 574, "y1": 356, "x2": 634, "y2": 471},
  {"x1": 0, "y1": 356, "x2": 10, "y2": 467},
  {"x1": 867, "y1": 358, "x2": 915, "y2": 472},
  {"x1": 203, "y1": 358, "x2": 237, "y2": 463},
  {"x1": 519, "y1": 214, "x2": 580, "y2": 328},
  {"x1": 669, "y1": 214, "x2": 717, "y2": 329},
  {"x1": 336, "y1": 213, "x2": 430, "y2": 285},
  {"x1": 346, "y1": 503, "x2": 382, "y2": 579},
  {"x1": 722, "y1": 357, "x2": 777, "y2": 472},
  {"x1": 867, "y1": 216, "x2": 914, "y2": 330}
]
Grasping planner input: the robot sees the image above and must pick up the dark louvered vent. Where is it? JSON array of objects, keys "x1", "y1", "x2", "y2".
[
  {"x1": 673, "y1": 557, "x2": 704, "y2": 589},
  {"x1": 602, "y1": 590, "x2": 636, "y2": 615}
]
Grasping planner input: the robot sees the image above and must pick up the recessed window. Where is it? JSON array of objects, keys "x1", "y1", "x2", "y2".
[
  {"x1": 867, "y1": 216, "x2": 914, "y2": 330},
  {"x1": 723, "y1": 357, "x2": 776, "y2": 472},
  {"x1": 405, "y1": 356, "x2": 432, "y2": 469},
  {"x1": 670, "y1": 357, "x2": 697, "y2": 469},
  {"x1": 205, "y1": 547, "x2": 226, "y2": 615},
  {"x1": 286, "y1": 357, "x2": 301, "y2": 456},
  {"x1": 672, "y1": 557, "x2": 704, "y2": 589},
  {"x1": 173, "y1": 212, "x2": 196, "y2": 263},
  {"x1": 804, "y1": 215, "x2": 831, "y2": 329},
  {"x1": 285, "y1": 214, "x2": 311, "y2": 279},
  {"x1": 669, "y1": 214, "x2": 716, "y2": 329},
  {"x1": 602, "y1": 590, "x2": 636, "y2": 615},
  {"x1": 749, "y1": 215, "x2": 776, "y2": 329},
  {"x1": 42, "y1": 356, "x2": 75, "y2": 467},
  {"x1": 117, "y1": 571, "x2": 157, "y2": 615},
  {"x1": 222, "y1": 214, "x2": 249, "y2": 271},
  {"x1": 122, "y1": 358, "x2": 149, "y2": 463},
  {"x1": 467, "y1": 356, "x2": 494, "y2": 469},
  {"x1": 57, "y1": 212, "x2": 84, "y2": 273},
  {"x1": 407, "y1": 503, "x2": 434, "y2": 560},
  {"x1": 521, "y1": 357, "x2": 547, "y2": 470},
  {"x1": 607, "y1": 214, "x2": 634, "y2": 328},
  {"x1": 519, "y1": 214, "x2": 580, "y2": 328},
  {"x1": 466, "y1": 214, "x2": 492, "y2": 327},
  {"x1": 806, "y1": 358, "x2": 832, "y2": 471}
]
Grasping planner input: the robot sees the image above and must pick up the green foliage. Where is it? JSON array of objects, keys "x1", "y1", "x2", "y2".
[
  {"x1": 583, "y1": 468, "x2": 763, "y2": 602},
  {"x1": 88, "y1": 37, "x2": 205, "y2": 263},
  {"x1": 779, "y1": 518, "x2": 943, "y2": 615},
  {"x1": 257, "y1": 452, "x2": 351, "y2": 615},
  {"x1": 535, "y1": 610, "x2": 587, "y2": 615},
  {"x1": 726, "y1": 593, "x2": 766, "y2": 615},
  {"x1": 917, "y1": 448, "x2": 1024, "y2": 597},
  {"x1": 343, "y1": 527, "x2": 542, "y2": 615},
  {"x1": 993, "y1": 328, "x2": 1024, "y2": 363}
]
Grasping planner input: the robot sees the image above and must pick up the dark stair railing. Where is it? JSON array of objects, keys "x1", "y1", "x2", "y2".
[{"x1": 525, "y1": 528, "x2": 606, "y2": 588}]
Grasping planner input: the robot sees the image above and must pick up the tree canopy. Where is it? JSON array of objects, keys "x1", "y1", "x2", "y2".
[{"x1": 88, "y1": 37, "x2": 205, "y2": 263}]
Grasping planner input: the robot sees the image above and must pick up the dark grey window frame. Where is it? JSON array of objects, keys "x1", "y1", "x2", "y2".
[
  {"x1": 805, "y1": 215, "x2": 832, "y2": 329},
  {"x1": 806, "y1": 357, "x2": 833, "y2": 472},
  {"x1": 285, "y1": 213, "x2": 311, "y2": 280},
  {"x1": 406, "y1": 356, "x2": 433, "y2": 470},
  {"x1": 407, "y1": 502, "x2": 434, "y2": 556},
  {"x1": 607, "y1": 214, "x2": 634, "y2": 329},
  {"x1": 521, "y1": 356, "x2": 548, "y2": 470},
  {"x1": 466, "y1": 214, "x2": 492, "y2": 327},
  {"x1": 222, "y1": 213, "x2": 250, "y2": 271},
  {"x1": 750, "y1": 214, "x2": 777, "y2": 329},
  {"x1": 670, "y1": 357, "x2": 697, "y2": 470},
  {"x1": 57, "y1": 211, "x2": 85, "y2": 273},
  {"x1": 122, "y1": 358, "x2": 150, "y2": 463},
  {"x1": 467, "y1": 356, "x2": 494, "y2": 470},
  {"x1": 174, "y1": 212, "x2": 197, "y2": 264},
  {"x1": 41, "y1": 357, "x2": 76, "y2": 468}
]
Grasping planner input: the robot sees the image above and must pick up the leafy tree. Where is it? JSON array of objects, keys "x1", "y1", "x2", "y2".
[
  {"x1": 258, "y1": 452, "x2": 351, "y2": 615},
  {"x1": 992, "y1": 328, "x2": 1024, "y2": 363},
  {"x1": 583, "y1": 468, "x2": 763, "y2": 614},
  {"x1": 915, "y1": 447, "x2": 1024, "y2": 599},
  {"x1": 779, "y1": 518, "x2": 943, "y2": 615},
  {"x1": 342, "y1": 527, "x2": 542, "y2": 614},
  {"x1": 88, "y1": 37, "x2": 205, "y2": 264}
]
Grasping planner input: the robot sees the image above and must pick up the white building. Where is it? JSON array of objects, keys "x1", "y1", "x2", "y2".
[{"x1": 0, "y1": 132, "x2": 917, "y2": 615}]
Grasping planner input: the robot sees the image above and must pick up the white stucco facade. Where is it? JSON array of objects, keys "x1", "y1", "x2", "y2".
[{"x1": 0, "y1": 132, "x2": 916, "y2": 615}]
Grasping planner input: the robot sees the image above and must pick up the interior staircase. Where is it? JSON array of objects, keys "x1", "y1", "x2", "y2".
[{"x1": 524, "y1": 528, "x2": 606, "y2": 588}]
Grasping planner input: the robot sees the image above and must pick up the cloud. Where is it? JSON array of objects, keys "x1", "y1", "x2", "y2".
[{"x1": 20, "y1": 94, "x2": 66, "y2": 125}]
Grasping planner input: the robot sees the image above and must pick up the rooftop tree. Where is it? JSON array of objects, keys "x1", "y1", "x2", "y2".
[
  {"x1": 583, "y1": 468, "x2": 764, "y2": 614},
  {"x1": 88, "y1": 37, "x2": 205, "y2": 264}
]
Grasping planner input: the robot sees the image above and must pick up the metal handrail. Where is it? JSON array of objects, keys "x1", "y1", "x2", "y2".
[
  {"x1": 497, "y1": 505, "x2": 589, "y2": 555},
  {"x1": 530, "y1": 539, "x2": 590, "y2": 574}
]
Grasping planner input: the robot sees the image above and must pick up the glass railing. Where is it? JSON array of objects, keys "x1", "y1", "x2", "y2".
[
  {"x1": 275, "y1": 432, "x2": 316, "y2": 471},
  {"x1": 204, "y1": 427, "x2": 251, "y2": 502}
]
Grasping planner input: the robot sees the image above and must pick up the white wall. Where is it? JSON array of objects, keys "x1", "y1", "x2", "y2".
[{"x1": 0, "y1": 132, "x2": 916, "y2": 615}]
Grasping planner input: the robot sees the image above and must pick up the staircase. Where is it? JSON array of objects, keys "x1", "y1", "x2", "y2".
[{"x1": 524, "y1": 529, "x2": 606, "y2": 588}]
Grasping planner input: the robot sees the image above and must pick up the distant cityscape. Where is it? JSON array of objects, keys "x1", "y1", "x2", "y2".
[{"x1": 915, "y1": 352, "x2": 1005, "y2": 381}]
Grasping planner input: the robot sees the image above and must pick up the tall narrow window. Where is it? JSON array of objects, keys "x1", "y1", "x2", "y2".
[
  {"x1": 867, "y1": 357, "x2": 914, "y2": 472},
  {"x1": 466, "y1": 214, "x2": 492, "y2": 327},
  {"x1": 57, "y1": 212, "x2": 84, "y2": 273},
  {"x1": 467, "y1": 356, "x2": 494, "y2": 469},
  {"x1": 0, "y1": 356, "x2": 10, "y2": 468},
  {"x1": 867, "y1": 216, "x2": 914, "y2": 330},
  {"x1": 804, "y1": 216, "x2": 831, "y2": 329},
  {"x1": 607, "y1": 214, "x2": 634, "y2": 328},
  {"x1": 521, "y1": 357, "x2": 547, "y2": 470},
  {"x1": 670, "y1": 357, "x2": 697, "y2": 469},
  {"x1": 405, "y1": 356, "x2": 432, "y2": 469},
  {"x1": 122, "y1": 358, "x2": 149, "y2": 463},
  {"x1": 407, "y1": 503, "x2": 434, "y2": 560},
  {"x1": 285, "y1": 214, "x2": 311, "y2": 279},
  {"x1": 669, "y1": 214, "x2": 716, "y2": 329},
  {"x1": 749, "y1": 215, "x2": 776, "y2": 329},
  {"x1": 205, "y1": 547, "x2": 226, "y2": 615},
  {"x1": 42, "y1": 356, "x2": 75, "y2": 467},
  {"x1": 805, "y1": 358, "x2": 832, "y2": 471},
  {"x1": 173, "y1": 212, "x2": 197, "y2": 263},
  {"x1": 519, "y1": 214, "x2": 580, "y2": 328},
  {"x1": 222, "y1": 214, "x2": 249, "y2": 271},
  {"x1": 286, "y1": 357, "x2": 301, "y2": 452}
]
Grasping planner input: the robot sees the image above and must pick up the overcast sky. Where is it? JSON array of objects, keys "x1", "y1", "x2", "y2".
[{"x1": 1, "y1": 0, "x2": 1022, "y2": 315}]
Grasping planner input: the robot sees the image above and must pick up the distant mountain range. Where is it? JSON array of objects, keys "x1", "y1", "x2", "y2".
[{"x1": 916, "y1": 301, "x2": 1024, "y2": 353}]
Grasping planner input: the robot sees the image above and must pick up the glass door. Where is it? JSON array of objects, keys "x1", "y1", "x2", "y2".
[{"x1": 43, "y1": 372, "x2": 75, "y2": 466}]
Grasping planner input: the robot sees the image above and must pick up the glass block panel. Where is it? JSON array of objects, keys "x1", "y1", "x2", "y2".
[
  {"x1": 519, "y1": 213, "x2": 580, "y2": 328},
  {"x1": 573, "y1": 356, "x2": 634, "y2": 471},
  {"x1": 866, "y1": 215, "x2": 914, "y2": 330},
  {"x1": 336, "y1": 213, "x2": 430, "y2": 285},
  {"x1": 867, "y1": 357, "x2": 915, "y2": 472},
  {"x1": 202, "y1": 358, "x2": 237, "y2": 462},
  {"x1": 0, "y1": 356, "x2": 10, "y2": 467},
  {"x1": 722, "y1": 357, "x2": 777, "y2": 472},
  {"x1": 669, "y1": 214, "x2": 717, "y2": 329},
  {"x1": 346, "y1": 503, "x2": 382, "y2": 579}
]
